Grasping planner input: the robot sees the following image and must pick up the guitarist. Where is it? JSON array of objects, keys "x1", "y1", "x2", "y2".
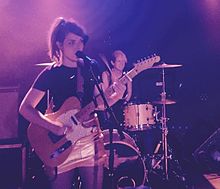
[
  {"x1": 19, "y1": 17, "x2": 126, "y2": 189},
  {"x1": 95, "y1": 50, "x2": 132, "y2": 129}
]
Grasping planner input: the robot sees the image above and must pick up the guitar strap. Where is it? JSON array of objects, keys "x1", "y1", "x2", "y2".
[
  {"x1": 76, "y1": 63, "x2": 84, "y2": 104},
  {"x1": 45, "y1": 64, "x2": 55, "y2": 114}
]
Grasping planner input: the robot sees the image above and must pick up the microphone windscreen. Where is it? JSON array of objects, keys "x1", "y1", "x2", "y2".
[{"x1": 75, "y1": 51, "x2": 85, "y2": 59}]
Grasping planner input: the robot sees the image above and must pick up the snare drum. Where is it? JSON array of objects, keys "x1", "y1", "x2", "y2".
[
  {"x1": 102, "y1": 129, "x2": 147, "y2": 189},
  {"x1": 124, "y1": 103, "x2": 156, "y2": 131}
]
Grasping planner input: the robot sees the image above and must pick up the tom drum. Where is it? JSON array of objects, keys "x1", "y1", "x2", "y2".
[{"x1": 124, "y1": 103, "x2": 157, "y2": 131}]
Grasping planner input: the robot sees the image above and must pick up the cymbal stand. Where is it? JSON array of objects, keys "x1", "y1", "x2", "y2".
[
  {"x1": 152, "y1": 68, "x2": 171, "y2": 180},
  {"x1": 160, "y1": 68, "x2": 170, "y2": 180}
]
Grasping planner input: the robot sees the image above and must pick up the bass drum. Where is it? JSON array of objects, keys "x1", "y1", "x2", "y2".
[{"x1": 102, "y1": 129, "x2": 147, "y2": 189}]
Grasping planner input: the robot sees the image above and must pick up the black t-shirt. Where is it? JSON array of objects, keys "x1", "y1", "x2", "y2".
[{"x1": 33, "y1": 65, "x2": 94, "y2": 112}]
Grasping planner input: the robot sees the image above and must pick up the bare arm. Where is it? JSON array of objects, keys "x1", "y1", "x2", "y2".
[
  {"x1": 101, "y1": 71, "x2": 110, "y2": 91},
  {"x1": 19, "y1": 88, "x2": 69, "y2": 135},
  {"x1": 124, "y1": 81, "x2": 132, "y2": 102}
]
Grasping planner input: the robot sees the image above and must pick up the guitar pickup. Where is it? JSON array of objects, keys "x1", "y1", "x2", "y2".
[
  {"x1": 71, "y1": 115, "x2": 79, "y2": 125},
  {"x1": 50, "y1": 140, "x2": 72, "y2": 159}
]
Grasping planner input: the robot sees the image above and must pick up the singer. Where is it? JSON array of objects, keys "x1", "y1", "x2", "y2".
[{"x1": 19, "y1": 17, "x2": 106, "y2": 189}]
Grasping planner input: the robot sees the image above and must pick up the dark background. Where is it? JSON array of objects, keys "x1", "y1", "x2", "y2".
[{"x1": 1, "y1": 0, "x2": 220, "y2": 157}]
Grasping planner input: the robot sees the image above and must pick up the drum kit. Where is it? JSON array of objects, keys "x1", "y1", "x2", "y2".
[{"x1": 102, "y1": 62, "x2": 186, "y2": 188}]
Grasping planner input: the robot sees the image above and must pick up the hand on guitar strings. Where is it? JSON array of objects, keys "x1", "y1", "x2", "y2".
[{"x1": 111, "y1": 81, "x2": 126, "y2": 100}]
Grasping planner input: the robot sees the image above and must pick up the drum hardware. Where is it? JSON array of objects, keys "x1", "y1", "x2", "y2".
[
  {"x1": 150, "y1": 64, "x2": 181, "y2": 181},
  {"x1": 153, "y1": 106, "x2": 160, "y2": 122}
]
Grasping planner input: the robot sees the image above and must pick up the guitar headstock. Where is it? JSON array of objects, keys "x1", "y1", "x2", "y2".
[{"x1": 134, "y1": 54, "x2": 160, "y2": 72}]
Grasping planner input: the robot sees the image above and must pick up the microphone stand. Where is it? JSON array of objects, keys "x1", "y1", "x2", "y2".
[{"x1": 85, "y1": 59, "x2": 125, "y2": 189}]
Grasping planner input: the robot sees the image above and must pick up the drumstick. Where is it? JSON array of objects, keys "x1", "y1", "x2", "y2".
[{"x1": 99, "y1": 53, "x2": 112, "y2": 74}]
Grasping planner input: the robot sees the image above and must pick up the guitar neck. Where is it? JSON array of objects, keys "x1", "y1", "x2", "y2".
[
  {"x1": 120, "y1": 67, "x2": 139, "y2": 85},
  {"x1": 105, "y1": 66, "x2": 139, "y2": 96}
]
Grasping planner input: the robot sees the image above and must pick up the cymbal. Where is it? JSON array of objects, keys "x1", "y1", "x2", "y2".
[
  {"x1": 151, "y1": 63, "x2": 182, "y2": 69},
  {"x1": 35, "y1": 62, "x2": 55, "y2": 66},
  {"x1": 152, "y1": 99, "x2": 176, "y2": 105}
]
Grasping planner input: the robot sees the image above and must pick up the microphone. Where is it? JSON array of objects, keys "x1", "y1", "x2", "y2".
[
  {"x1": 76, "y1": 51, "x2": 102, "y2": 81},
  {"x1": 76, "y1": 51, "x2": 97, "y2": 65}
]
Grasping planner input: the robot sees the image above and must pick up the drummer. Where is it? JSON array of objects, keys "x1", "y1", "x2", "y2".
[{"x1": 95, "y1": 50, "x2": 132, "y2": 129}]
